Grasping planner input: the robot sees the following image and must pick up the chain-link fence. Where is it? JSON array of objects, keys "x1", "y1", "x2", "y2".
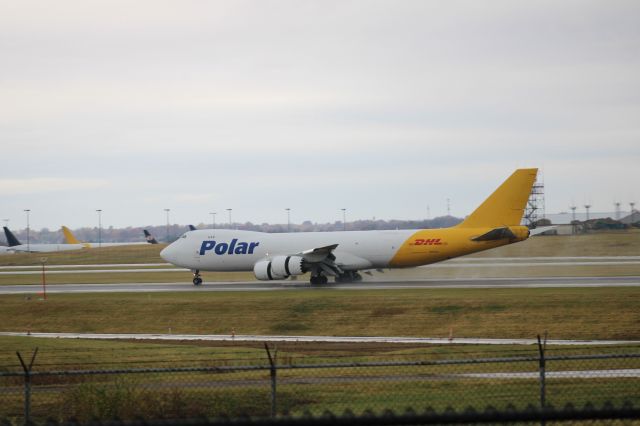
[{"x1": 1, "y1": 350, "x2": 639, "y2": 424}]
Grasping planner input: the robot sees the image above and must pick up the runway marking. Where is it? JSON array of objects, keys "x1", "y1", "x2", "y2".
[
  {"x1": 1, "y1": 332, "x2": 638, "y2": 346},
  {"x1": 1, "y1": 277, "x2": 640, "y2": 294}
]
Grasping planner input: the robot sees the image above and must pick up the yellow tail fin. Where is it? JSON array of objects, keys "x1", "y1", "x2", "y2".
[
  {"x1": 61, "y1": 226, "x2": 82, "y2": 244},
  {"x1": 457, "y1": 168, "x2": 538, "y2": 228}
]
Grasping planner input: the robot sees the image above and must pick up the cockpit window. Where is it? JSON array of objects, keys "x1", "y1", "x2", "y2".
[{"x1": 181, "y1": 233, "x2": 187, "y2": 239}]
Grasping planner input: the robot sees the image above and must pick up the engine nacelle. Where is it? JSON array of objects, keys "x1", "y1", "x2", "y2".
[
  {"x1": 253, "y1": 256, "x2": 306, "y2": 281},
  {"x1": 271, "y1": 255, "x2": 305, "y2": 277}
]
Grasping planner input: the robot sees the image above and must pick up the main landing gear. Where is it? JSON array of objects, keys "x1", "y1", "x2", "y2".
[
  {"x1": 192, "y1": 270, "x2": 203, "y2": 286},
  {"x1": 335, "y1": 271, "x2": 363, "y2": 283},
  {"x1": 310, "y1": 275, "x2": 328, "y2": 285}
]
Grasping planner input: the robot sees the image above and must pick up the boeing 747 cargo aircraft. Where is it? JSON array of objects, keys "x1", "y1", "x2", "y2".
[{"x1": 161, "y1": 169, "x2": 538, "y2": 285}]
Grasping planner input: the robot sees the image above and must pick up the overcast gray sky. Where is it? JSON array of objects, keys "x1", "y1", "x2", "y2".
[{"x1": 1, "y1": 0, "x2": 639, "y2": 230}]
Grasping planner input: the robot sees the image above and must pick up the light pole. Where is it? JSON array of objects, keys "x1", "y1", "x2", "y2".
[
  {"x1": 164, "y1": 209, "x2": 171, "y2": 242},
  {"x1": 570, "y1": 206, "x2": 577, "y2": 222},
  {"x1": 226, "y1": 208, "x2": 232, "y2": 228},
  {"x1": 584, "y1": 204, "x2": 591, "y2": 221},
  {"x1": 341, "y1": 208, "x2": 346, "y2": 231},
  {"x1": 210, "y1": 212, "x2": 216, "y2": 229},
  {"x1": 24, "y1": 209, "x2": 30, "y2": 252},
  {"x1": 96, "y1": 209, "x2": 102, "y2": 248},
  {"x1": 285, "y1": 208, "x2": 291, "y2": 232},
  {"x1": 631, "y1": 202, "x2": 636, "y2": 213}
]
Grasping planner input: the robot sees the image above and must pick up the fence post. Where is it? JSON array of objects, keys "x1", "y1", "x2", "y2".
[
  {"x1": 537, "y1": 333, "x2": 547, "y2": 425},
  {"x1": 264, "y1": 343, "x2": 277, "y2": 418},
  {"x1": 17, "y1": 348, "x2": 38, "y2": 425}
]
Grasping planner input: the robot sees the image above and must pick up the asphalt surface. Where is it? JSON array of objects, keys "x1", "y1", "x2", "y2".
[
  {"x1": 1, "y1": 331, "x2": 638, "y2": 346},
  {"x1": 0, "y1": 276, "x2": 639, "y2": 294},
  {"x1": 1, "y1": 256, "x2": 639, "y2": 274}
]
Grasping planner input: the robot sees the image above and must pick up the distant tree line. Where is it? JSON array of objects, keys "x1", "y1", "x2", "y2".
[{"x1": 1, "y1": 216, "x2": 462, "y2": 244}]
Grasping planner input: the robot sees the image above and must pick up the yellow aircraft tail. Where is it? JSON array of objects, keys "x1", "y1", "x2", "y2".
[
  {"x1": 457, "y1": 168, "x2": 538, "y2": 228},
  {"x1": 61, "y1": 226, "x2": 82, "y2": 244}
]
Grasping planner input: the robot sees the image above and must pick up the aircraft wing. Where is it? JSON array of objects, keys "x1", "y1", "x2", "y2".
[
  {"x1": 298, "y1": 244, "x2": 339, "y2": 262},
  {"x1": 295, "y1": 244, "x2": 344, "y2": 276}
]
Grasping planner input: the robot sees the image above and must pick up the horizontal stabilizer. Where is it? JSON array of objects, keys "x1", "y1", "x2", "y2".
[
  {"x1": 530, "y1": 226, "x2": 557, "y2": 236},
  {"x1": 472, "y1": 227, "x2": 517, "y2": 241}
]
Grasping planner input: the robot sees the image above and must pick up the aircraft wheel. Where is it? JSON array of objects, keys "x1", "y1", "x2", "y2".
[
  {"x1": 310, "y1": 275, "x2": 328, "y2": 285},
  {"x1": 193, "y1": 277, "x2": 203, "y2": 286}
]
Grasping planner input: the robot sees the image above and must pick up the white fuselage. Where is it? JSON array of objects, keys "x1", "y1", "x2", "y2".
[
  {"x1": 161, "y1": 229, "x2": 416, "y2": 272},
  {"x1": 7, "y1": 243, "x2": 87, "y2": 253}
]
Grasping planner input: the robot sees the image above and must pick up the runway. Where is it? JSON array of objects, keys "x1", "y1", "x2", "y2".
[
  {"x1": 1, "y1": 256, "x2": 639, "y2": 274},
  {"x1": 0, "y1": 276, "x2": 639, "y2": 294},
  {"x1": 1, "y1": 331, "x2": 638, "y2": 346}
]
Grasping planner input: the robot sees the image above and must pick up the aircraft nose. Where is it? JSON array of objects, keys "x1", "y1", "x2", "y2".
[{"x1": 160, "y1": 243, "x2": 178, "y2": 264}]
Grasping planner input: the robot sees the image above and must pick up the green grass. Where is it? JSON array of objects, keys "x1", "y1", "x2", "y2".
[
  {"x1": 0, "y1": 288, "x2": 638, "y2": 340},
  {"x1": 0, "y1": 244, "x2": 166, "y2": 266}
]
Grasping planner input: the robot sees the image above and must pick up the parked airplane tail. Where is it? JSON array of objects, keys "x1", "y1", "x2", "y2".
[
  {"x1": 61, "y1": 226, "x2": 82, "y2": 244},
  {"x1": 3, "y1": 227, "x2": 22, "y2": 247},
  {"x1": 456, "y1": 168, "x2": 538, "y2": 228},
  {"x1": 144, "y1": 230, "x2": 158, "y2": 244},
  {"x1": 188, "y1": 225, "x2": 197, "y2": 231}
]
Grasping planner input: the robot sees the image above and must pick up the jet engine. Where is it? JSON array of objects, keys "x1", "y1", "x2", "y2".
[
  {"x1": 271, "y1": 255, "x2": 305, "y2": 277},
  {"x1": 253, "y1": 256, "x2": 305, "y2": 281}
]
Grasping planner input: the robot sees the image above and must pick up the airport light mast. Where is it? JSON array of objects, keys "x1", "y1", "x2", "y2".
[
  {"x1": 164, "y1": 209, "x2": 171, "y2": 243},
  {"x1": 96, "y1": 209, "x2": 102, "y2": 248},
  {"x1": 23, "y1": 209, "x2": 30, "y2": 252},
  {"x1": 285, "y1": 208, "x2": 291, "y2": 232},
  {"x1": 341, "y1": 208, "x2": 346, "y2": 231},
  {"x1": 210, "y1": 212, "x2": 216, "y2": 229},
  {"x1": 226, "y1": 208, "x2": 232, "y2": 229}
]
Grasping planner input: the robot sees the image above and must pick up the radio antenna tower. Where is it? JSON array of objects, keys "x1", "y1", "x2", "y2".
[{"x1": 523, "y1": 171, "x2": 545, "y2": 228}]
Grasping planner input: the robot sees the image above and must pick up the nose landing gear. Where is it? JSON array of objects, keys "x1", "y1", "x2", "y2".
[{"x1": 192, "y1": 270, "x2": 203, "y2": 286}]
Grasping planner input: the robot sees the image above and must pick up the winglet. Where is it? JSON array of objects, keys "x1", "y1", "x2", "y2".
[
  {"x1": 3, "y1": 227, "x2": 22, "y2": 247},
  {"x1": 61, "y1": 226, "x2": 82, "y2": 244},
  {"x1": 457, "y1": 168, "x2": 538, "y2": 228}
]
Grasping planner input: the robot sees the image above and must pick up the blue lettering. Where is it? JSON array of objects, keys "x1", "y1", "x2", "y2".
[
  {"x1": 200, "y1": 240, "x2": 259, "y2": 256},
  {"x1": 214, "y1": 243, "x2": 229, "y2": 255},
  {"x1": 228, "y1": 238, "x2": 237, "y2": 255},
  {"x1": 199, "y1": 241, "x2": 216, "y2": 255}
]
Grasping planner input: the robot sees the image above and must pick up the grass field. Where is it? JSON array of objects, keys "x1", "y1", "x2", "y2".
[
  {"x1": 1, "y1": 232, "x2": 638, "y2": 422},
  {"x1": 0, "y1": 287, "x2": 638, "y2": 340}
]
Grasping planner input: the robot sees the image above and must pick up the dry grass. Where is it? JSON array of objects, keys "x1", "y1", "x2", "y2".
[
  {"x1": 470, "y1": 230, "x2": 640, "y2": 258},
  {"x1": 0, "y1": 244, "x2": 166, "y2": 266},
  {"x1": 0, "y1": 288, "x2": 638, "y2": 340}
]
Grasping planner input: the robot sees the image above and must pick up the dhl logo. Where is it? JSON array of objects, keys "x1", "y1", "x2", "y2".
[{"x1": 413, "y1": 238, "x2": 443, "y2": 246}]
